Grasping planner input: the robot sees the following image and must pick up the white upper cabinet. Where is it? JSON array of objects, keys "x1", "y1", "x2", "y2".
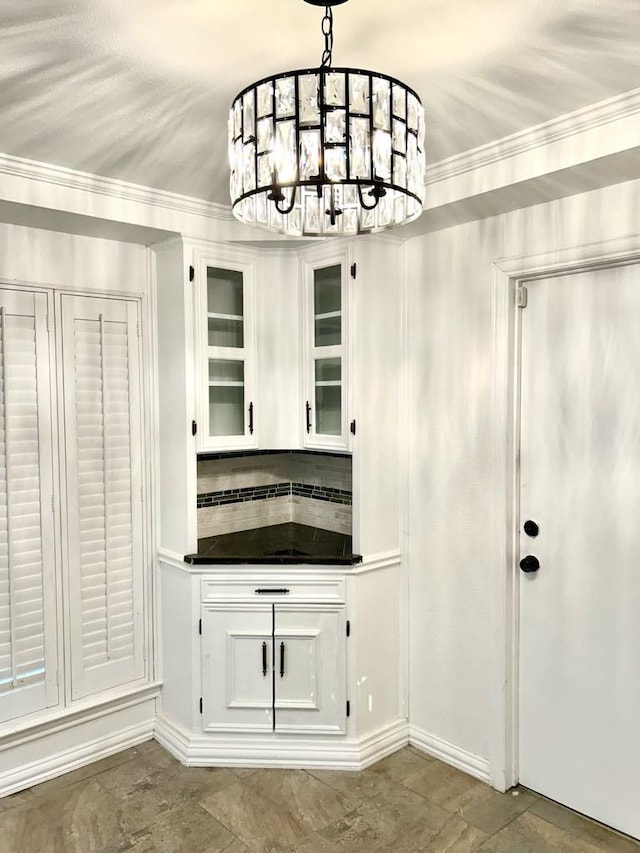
[
  {"x1": 194, "y1": 248, "x2": 258, "y2": 451},
  {"x1": 0, "y1": 287, "x2": 58, "y2": 724},
  {"x1": 190, "y1": 240, "x2": 355, "y2": 454},
  {"x1": 60, "y1": 294, "x2": 146, "y2": 700},
  {"x1": 301, "y1": 248, "x2": 351, "y2": 451}
]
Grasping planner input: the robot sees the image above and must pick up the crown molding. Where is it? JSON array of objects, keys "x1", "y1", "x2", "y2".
[
  {"x1": 0, "y1": 153, "x2": 235, "y2": 223},
  {"x1": 425, "y1": 86, "x2": 640, "y2": 187},
  {"x1": 2, "y1": 86, "x2": 639, "y2": 238}
]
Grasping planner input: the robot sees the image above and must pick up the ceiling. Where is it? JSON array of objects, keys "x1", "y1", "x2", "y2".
[{"x1": 2, "y1": 0, "x2": 639, "y2": 207}]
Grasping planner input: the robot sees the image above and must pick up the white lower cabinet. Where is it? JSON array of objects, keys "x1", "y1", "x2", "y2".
[
  {"x1": 157, "y1": 559, "x2": 404, "y2": 769},
  {"x1": 201, "y1": 596, "x2": 347, "y2": 736}
]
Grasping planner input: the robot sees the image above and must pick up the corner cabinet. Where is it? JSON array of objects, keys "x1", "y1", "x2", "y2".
[
  {"x1": 193, "y1": 248, "x2": 258, "y2": 451},
  {"x1": 157, "y1": 558, "x2": 404, "y2": 770},
  {"x1": 301, "y1": 248, "x2": 352, "y2": 451},
  {"x1": 154, "y1": 233, "x2": 407, "y2": 769}
]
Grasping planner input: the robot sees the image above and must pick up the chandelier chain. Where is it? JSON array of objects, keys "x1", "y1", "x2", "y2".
[{"x1": 320, "y1": 6, "x2": 334, "y2": 67}]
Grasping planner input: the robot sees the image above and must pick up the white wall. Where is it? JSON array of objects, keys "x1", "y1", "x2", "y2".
[
  {"x1": 406, "y1": 177, "x2": 640, "y2": 767},
  {"x1": 0, "y1": 222, "x2": 148, "y2": 292}
]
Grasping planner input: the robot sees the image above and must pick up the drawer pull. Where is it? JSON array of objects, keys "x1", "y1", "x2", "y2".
[{"x1": 255, "y1": 588, "x2": 290, "y2": 595}]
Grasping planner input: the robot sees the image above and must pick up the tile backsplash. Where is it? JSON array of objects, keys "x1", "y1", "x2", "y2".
[{"x1": 197, "y1": 451, "x2": 352, "y2": 538}]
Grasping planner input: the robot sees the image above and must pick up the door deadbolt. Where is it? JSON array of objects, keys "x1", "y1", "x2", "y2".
[{"x1": 520, "y1": 555, "x2": 540, "y2": 573}]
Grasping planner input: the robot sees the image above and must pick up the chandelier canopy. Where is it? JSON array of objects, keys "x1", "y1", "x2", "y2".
[{"x1": 228, "y1": 0, "x2": 425, "y2": 237}]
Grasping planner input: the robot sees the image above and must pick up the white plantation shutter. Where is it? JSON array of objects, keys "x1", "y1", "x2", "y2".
[
  {"x1": 0, "y1": 287, "x2": 57, "y2": 723},
  {"x1": 61, "y1": 295, "x2": 145, "y2": 699}
]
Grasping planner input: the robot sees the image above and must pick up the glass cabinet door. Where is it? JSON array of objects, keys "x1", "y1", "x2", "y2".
[
  {"x1": 198, "y1": 261, "x2": 256, "y2": 449},
  {"x1": 305, "y1": 259, "x2": 348, "y2": 449}
]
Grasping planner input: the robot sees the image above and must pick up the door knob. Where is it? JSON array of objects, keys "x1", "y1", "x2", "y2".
[
  {"x1": 520, "y1": 555, "x2": 540, "y2": 573},
  {"x1": 523, "y1": 520, "x2": 539, "y2": 537}
]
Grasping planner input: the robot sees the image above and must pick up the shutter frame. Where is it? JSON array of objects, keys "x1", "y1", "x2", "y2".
[
  {"x1": 61, "y1": 295, "x2": 145, "y2": 700},
  {"x1": 0, "y1": 287, "x2": 58, "y2": 724}
]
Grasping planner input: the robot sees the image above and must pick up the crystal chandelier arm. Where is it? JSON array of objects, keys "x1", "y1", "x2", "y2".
[
  {"x1": 356, "y1": 183, "x2": 381, "y2": 211},
  {"x1": 273, "y1": 186, "x2": 298, "y2": 215}
]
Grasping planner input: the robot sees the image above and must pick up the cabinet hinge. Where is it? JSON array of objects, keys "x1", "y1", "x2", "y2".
[
  {"x1": 51, "y1": 494, "x2": 55, "y2": 513},
  {"x1": 140, "y1": 485, "x2": 144, "y2": 503},
  {"x1": 189, "y1": 265, "x2": 195, "y2": 282},
  {"x1": 515, "y1": 285, "x2": 528, "y2": 308},
  {"x1": 198, "y1": 618, "x2": 202, "y2": 635},
  {"x1": 346, "y1": 620, "x2": 351, "y2": 637},
  {"x1": 46, "y1": 313, "x2": 51, "y2": 332},
  {"x1": 192, "y1": 420, "x2": 198, "y2": 437},
  {"x1": 346, "y1": 700, "x2": 351, "y2": 718},
  {"x1": 136, "y1": 320, "x2": 140, "y2": 337},
  {"x1": 350, "y1": 420, "x2": 356, "y2": 436},
  {"x1": 199, "y1": 697, "x2": 203, "y2": 714},
  {"x1": 350, "y1": 262, "x2": 357, "y2": 279}
]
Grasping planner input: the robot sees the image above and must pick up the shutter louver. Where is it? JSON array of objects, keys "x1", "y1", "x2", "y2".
[
  {"x1": 0, "y1": 289, "x2": 57, "y2": 723},
  {"x1": 62, "y1": 296, "x2": 144, "y2": 699}
]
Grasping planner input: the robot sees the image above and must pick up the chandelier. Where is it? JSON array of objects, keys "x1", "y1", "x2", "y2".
[{"x1": 228, "y1": 0, "x2": 425, "y2": 237}]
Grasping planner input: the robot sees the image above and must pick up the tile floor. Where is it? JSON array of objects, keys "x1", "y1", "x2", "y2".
[{"x1": 0, "y1": 741, "x2": 638, "y2": 853}]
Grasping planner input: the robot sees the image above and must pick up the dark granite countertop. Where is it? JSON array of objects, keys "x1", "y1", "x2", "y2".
[{"x1": 184, "y1": 522, "x2": 362, "y2": 565}]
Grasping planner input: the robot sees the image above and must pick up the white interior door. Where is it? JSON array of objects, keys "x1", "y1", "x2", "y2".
[{"x1": 518, "y1": 262, "x2": 640, "y2": 839}]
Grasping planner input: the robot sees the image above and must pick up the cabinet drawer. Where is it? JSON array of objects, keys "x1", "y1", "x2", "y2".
[{"x1": 200, "y1": 577, "x2": 345, "y2": 604}]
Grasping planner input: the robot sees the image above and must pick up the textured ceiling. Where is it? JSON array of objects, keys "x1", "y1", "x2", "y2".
[{"x1": 1, "y1": 0, "x2": 639, "y2": 205}]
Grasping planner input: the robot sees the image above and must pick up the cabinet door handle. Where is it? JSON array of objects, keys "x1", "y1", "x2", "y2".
[
  {"x1": 305, "y1": 400, "x2": 312, "y2": 434},
  {"x1": 262, "y1": 641, "x2": 268, "y2": 677},
  {"x1": 280, "y1": 642, "x2": 285, "y2": 678},
  {"x1": 248, "y1": 401, "x2": 254, "y2": 435}
]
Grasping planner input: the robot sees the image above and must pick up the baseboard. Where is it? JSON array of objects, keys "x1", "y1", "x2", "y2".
[
  {"x1": 356, "y1": 718, "x2": 409, "y2": 768},
  {"x1": 408, "y1": 724, "x2": 491, "y2": 784},
  {"x1": 155, "y1": 714, "x2": 408, "y2": 771},
  {"x1": 0, "y1": 687, "x2": 159, "y2": 797}
]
